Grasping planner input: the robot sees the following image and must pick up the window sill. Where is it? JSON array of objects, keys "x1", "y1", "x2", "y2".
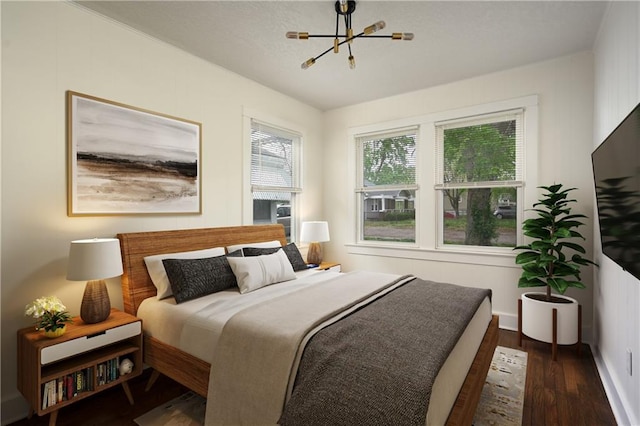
[{"x1": 345, "y1": 243, "x2": 518, "y2": 268}]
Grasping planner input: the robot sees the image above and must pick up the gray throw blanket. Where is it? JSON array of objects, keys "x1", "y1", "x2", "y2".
[{"x1": 278, "y1": 279, "x2": 491, "y2": 426}]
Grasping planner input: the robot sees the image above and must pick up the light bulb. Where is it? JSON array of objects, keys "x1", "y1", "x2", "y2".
[
  {"x1": 348, "y1": 55, "x2": 356, "y2": 69},
  {"x1": 364, "y1": 21, "x2": 385, "y2": 35},
  {"x1": 339, "y1": 0, "x2": 348, "y2": 13},
  {"x1": 286, "y1": 31, "x2": 309, "y2": 40},
  {"x1": 392, "y1": 32, "x2": 415, "y2": 41},
  {"x1": 301, "y1": 58, "x2": 316, "y2": 70}
]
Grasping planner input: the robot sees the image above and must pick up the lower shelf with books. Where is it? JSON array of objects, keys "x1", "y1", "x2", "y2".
[
  {"x1": 41, "y1": 368, "x2": 92, "y2": 409},
  {"x1": 40, "y1": 355, "x2": 131, "y2": 410}
]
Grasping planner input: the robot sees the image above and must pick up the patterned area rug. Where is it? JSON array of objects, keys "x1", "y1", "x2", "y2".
[
  {"x1": 135, "y1": 346, "x2": 527, "y2": 426},
  {"x1": 135, "y1": 391, "x2": 206, "y2": 426},
  {"x1": 473, "y1": 345, "x2": 528, "y2": 426}
]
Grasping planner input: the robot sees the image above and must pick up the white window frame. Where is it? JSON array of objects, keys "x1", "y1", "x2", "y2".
[
  {"x1": 355, "y1": 126, "x2": 419, "y2": 245},
  {"x1": 435, "y1": 108, "x2": 525, "y2": 252},
  {"x1": 346, "y1": 95, "x2": 538, "y2": 267},
  {"x1": 242, "y1": 108, "x2": 303, "y2": 241}
]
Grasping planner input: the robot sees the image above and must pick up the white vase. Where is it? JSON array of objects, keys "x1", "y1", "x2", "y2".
[{"x1": 521, "y1": 292, "x2": 579, "y2": 345}]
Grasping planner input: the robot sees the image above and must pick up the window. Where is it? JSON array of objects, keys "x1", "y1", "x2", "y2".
[
  {"x1": 349, "y1": 96, "x2": 536, "y2": 261},
  {"x1": 356, "y1": 128, "x2": 418, "y2": 243},
  {"x1": 435, "y1": 109, "x2": 523, "y2": 248},
  {"x1": 250, "y1": 120, "x2": 301, "y2": 241}
]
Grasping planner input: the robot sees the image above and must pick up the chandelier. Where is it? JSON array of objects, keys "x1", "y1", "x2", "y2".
[{"x1": 286, "y1": 0, "x2": 414, "y2": 70}]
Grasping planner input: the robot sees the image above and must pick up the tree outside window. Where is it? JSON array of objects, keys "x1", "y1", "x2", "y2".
[
  {"x1": 437, "y1": 110, "x2": 523, "y2": 247},
  {"x1": 357, "y1": 130, "x2": 417, "y2": 243}
]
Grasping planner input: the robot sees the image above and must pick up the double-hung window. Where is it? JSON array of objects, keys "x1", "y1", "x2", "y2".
[
  {"x1": 351, "y1": 96, "x2": 536, "y2": 260},
  {"x1": 250, "y1": 119, "x2": 301, "y2": 242},
  {"x1": 435, "y1": 109, "x2": 524, "y2": 248},
  {"x1": 355, "y1": 127, "x2": 418, "y2": 243}
]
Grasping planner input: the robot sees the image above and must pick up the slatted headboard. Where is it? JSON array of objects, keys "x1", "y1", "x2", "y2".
[{"x1": 117, "y1": 224, "x2": 287, "y2": 315}]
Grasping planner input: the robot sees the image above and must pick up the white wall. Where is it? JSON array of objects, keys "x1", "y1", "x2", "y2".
[
  {"x1": 323, "y1": 52, "x2": 597, "y2": 336},
  {"x1": 592, "y1": 3, "x2": 640, "y2": 425},
  {"x1": 4, "y1": 2, "x2": 630, "y2": 425},
  {"x1": 0, "y1": 2, "x2": 323, "y2": 423}
]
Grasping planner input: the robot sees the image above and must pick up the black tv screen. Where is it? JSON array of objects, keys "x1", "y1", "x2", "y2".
[{"x1": 591, "y1": 102, "x2": 640, "y2": 281}]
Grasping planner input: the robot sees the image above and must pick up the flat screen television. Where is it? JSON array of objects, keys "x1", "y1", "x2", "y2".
[{"x1": 591, "y1": 101, "x2": 640, "y2": 281}]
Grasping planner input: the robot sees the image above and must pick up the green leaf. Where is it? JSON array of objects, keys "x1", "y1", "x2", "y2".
[
  {"x1": 531, "y1": 241, "x2": 553, "y2": 251},
  {"x1": 548, "y1": 277, "x2": 569, "y2": 294},
  {"x1": 518, "y1": 276, "x2": 547, "y2": 288},
  {"x1": 515, "y1": 251, "x2": 539, "y2": 264},
  {"x1": 572, "y1": 254, "x2": 598, "y2": 267},
  {"x1": 539, "y1": 253, "x2": 557, "y2": 263},
  {"x1": 556, "y1": 219, "x2": 585, "y2": 229}
]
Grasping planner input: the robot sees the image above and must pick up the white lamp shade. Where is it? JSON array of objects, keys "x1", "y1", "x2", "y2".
[
  {"x1": 300, "y1": 221, "x2": 330, "y2": 243},
  {"x1": 67, "y1": 238, "x2": 123, "y2": 281}
]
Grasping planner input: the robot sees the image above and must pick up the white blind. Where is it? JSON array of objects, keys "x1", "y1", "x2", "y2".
[
  {"x1": 251, "y1": 120, "x2": 301, "y2": 194},
  {"x1": 435, "y1": 109, "x2": 524, "y2": 189},
  {"x1": 355, "y1": 126, "x2": 418, "y2": 192}
]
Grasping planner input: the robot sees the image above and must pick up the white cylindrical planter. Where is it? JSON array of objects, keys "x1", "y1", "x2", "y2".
[{"x1": 521, "y1": 292, "x2": 579, "y2": 345}]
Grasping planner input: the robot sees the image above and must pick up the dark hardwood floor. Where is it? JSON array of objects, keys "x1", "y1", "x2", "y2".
[
  {"x1": 501, "y1": 330, "x2": 618, "y2": 426},
  {"x1": 10, "y1": 329, "x2": 617, "y2": 426}
]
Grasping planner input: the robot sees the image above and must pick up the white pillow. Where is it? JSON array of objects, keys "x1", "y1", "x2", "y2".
[
  {"x1": 227, "y1": 249, "x2": 296, "y2": 294},
  {"x1": 144, "y1": 247, "x2": 225, "y2": 299},
  {"x1": 225, "y1": 240, "x2": 281, "y2": 254}
]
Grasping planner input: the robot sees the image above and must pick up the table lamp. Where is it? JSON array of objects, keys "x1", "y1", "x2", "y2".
[
  {"x1": 67, "y1": 238, "x2": 123, "y2": 324},
  {"x1": 300, "y1": 221, "x2": 330, "y2": 265}
]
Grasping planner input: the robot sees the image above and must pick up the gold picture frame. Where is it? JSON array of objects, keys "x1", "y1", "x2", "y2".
[{"x1": 67, "y1": 91, "x2": 202, "y2": 216}]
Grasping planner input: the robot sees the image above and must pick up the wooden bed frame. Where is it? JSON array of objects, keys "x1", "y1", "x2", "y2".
[{"x1": 117, "y1": 224, "x2": 499, "y2": 426}]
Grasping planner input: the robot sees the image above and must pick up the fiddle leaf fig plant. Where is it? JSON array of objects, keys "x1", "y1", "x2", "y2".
[{"x1": 514, "y1": 184, "x2": 597, "y2": 301}]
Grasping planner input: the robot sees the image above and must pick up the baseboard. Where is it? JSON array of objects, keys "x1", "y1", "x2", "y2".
[
  {"x1": 592, "y1": 346, "x2": 636, "y2": 426},
  {"x1": 1, "y1": 392, "x2": 29, "y2": 426},
  {"x1": 496, "y1": 311, "x2": 518, "y2": 332}
]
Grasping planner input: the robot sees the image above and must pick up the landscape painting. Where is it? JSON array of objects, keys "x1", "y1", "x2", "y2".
[{"x1": 67, "y1": 91, "x2": 201, "y2": 215}]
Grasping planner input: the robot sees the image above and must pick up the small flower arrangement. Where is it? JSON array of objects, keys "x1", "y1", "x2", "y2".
[{"x1": 25, "y1": 296, "x2": 72, "y2": 332}]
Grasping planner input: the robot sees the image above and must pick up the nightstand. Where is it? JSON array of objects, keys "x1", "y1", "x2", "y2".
[
  {"x1": 17, "y1": 309, "x2": 142, "y2": 426},
  {"x1": 316, "y1": 262, "x2": 341, "y2": 272}
]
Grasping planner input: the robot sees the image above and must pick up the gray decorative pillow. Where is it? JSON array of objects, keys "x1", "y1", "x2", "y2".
[
  {"x1": 242, "y1": 243, "x2": 307, "y2": 271},
  {"x1": 162, "y1": 254, "x2": 238, "y2": 304}
]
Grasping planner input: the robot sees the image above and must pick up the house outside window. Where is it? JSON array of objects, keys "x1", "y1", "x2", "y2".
[
  {"x1": 356, "y1": 128, "x2": 418, "y2": 243},
  {"x1": 250, "y1": 119, "x2": 301, "y2": 241},
  {"x1": 435, "y1": 109, "x2": 523, "y2": 248}
]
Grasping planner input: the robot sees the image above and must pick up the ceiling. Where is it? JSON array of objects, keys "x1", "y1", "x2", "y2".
[{"x1": 74, "y1": 1, "x2": 608, "y2": 111}]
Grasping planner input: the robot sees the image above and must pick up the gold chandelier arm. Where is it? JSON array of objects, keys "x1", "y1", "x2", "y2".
[
  {"x1": 392, "y1": 32, "x2": 415, "y2": 40},
  {"x1": 286, "y1": 32, "x2": 309, "y2": 40},
  {"x1": 363, "y1": 21, "x2": 385, "y2": 35}
]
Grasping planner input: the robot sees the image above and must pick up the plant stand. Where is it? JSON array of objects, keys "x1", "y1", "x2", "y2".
[{"x1": 518, "y1": 298, "x2": 582, "y2": 361}]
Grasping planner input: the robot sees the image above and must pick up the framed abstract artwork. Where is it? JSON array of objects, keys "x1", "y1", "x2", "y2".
[{"x1": 67, "y1": 91, "x2": 202, "y2": 215}]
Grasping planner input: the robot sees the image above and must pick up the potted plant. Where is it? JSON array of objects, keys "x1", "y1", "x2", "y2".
[
  {"x1": 514, "y1": 184, "x2": 597, "y2": 346},
  {"x1": 25, "y1": 296, "x2": 73, "y2": 338}
]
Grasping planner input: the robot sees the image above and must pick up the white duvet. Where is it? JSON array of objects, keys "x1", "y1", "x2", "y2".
[{"x1": 137, "y1": 268, "x2": 342, "y2": 363}]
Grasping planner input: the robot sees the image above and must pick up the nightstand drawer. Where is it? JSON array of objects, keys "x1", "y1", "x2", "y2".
[{"x1": 41, "y1": 321, "x2": 141, "y2": 365}]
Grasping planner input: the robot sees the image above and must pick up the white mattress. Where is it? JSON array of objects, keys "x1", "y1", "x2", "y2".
[{"x1": 137, "y1": 270, "x2": 492, "y2": 425}]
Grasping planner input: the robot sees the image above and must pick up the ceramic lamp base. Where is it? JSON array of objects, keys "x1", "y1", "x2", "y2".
[
  {"x1": 307, "y1": 242, "x2": 323, "y2": 265},
  {"x1": 80, "y1": 280, "x2": 111, "y2": 324}
]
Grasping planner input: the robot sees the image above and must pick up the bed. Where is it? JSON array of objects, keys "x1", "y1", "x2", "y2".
[{"x1": 117, "y1": 224, "x2": 499, "y2": 425}]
